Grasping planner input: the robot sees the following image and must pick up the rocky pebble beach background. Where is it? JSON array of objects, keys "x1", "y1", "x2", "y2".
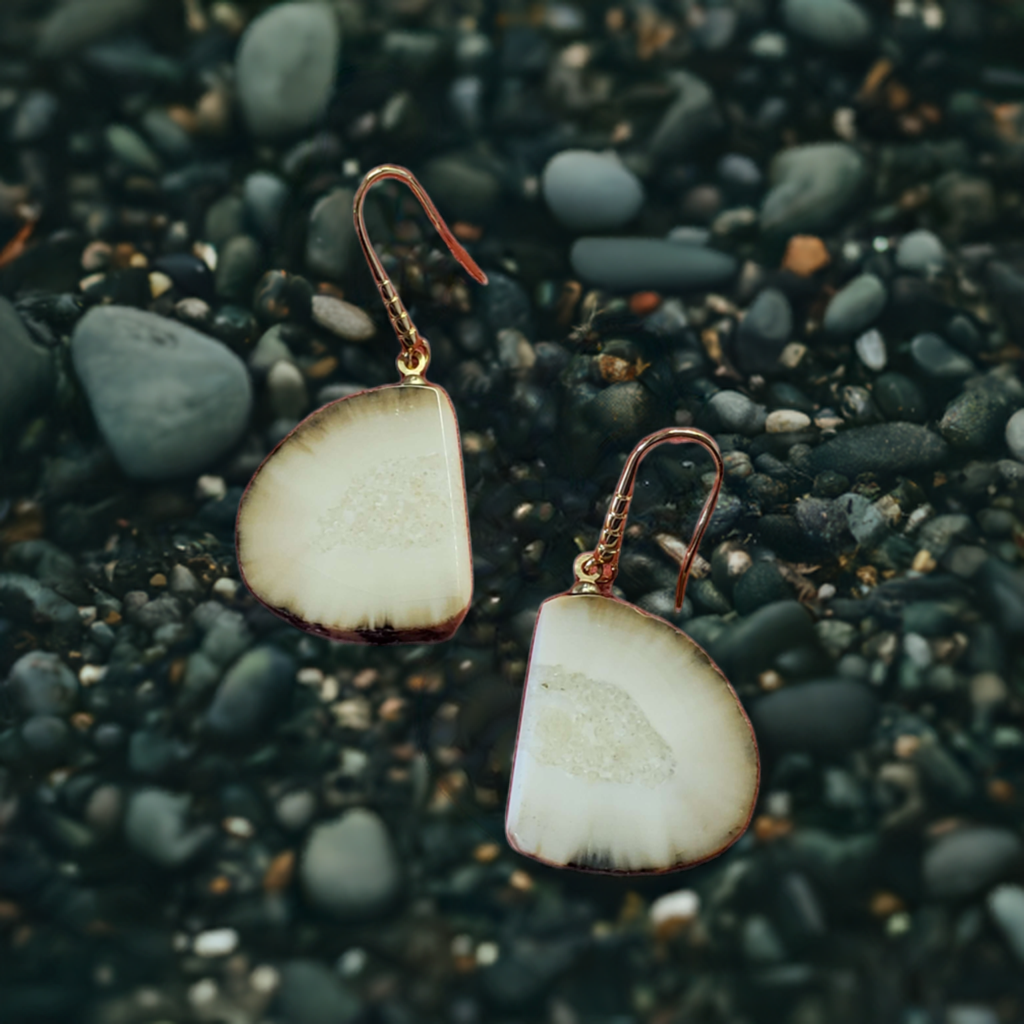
[{"x1": 3, "y1": 0, "x2": 1024, "y2": 1022}]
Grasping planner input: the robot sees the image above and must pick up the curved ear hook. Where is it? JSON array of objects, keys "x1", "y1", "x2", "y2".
[
  {"x1": 353, "y1": 164, "x2": 488, "y2": 380},
  {"x1": 572, "y1": 427, "x2": 724, "y2": 611}
]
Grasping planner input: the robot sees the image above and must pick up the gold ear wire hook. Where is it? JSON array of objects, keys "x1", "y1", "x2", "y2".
[
  {"x1": 572, "y1": 427, "x2": 724, "y2": 611},
  {"x1": 353, "y1": 164, "x2": 488, "y2": 381}
]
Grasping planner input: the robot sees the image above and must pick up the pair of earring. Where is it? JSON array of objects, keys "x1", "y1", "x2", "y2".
[{"x1": 236, "y1": 165, "x2": 759, "y2": 875}]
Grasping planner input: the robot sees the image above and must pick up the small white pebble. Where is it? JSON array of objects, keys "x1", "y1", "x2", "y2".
[
  {"x1": 222, "y1": 816, "x2": 254, "y2": 839},
  {"x1": 903, "y1": 633, "x2": 932, "y2": 669},
  {"x1": 475, "y1": 941, "x2": 500, "y2": 967},
  {"x1": 195, "y1": 475, "x2": 227, "y2": 501},
  {"x1": 193, "y1": 241, "x2": 217, "y2": 270},
  {"x1": 193, "y1": 928, "x2": 239, "y2": 957},
  {"x1": 817, "y1": 583, "x2": 836, "y2": 601},
  {"x1": 778, "y1": 342, "x2": 806, "y2": 369},
  {"x1": 337, "y1": 948, "x2": 367, "y2": 978},
  {"x1": 451, "y1": 934, "x2": 474, "y2": 958},
  {"x1": 311, "y1": 294, "x2": 376, "y2": 341},
  {"x1": 149, "y1": 271, "x2": 174, "y2": 299},
  {"x1": 297, "y1": 667, "x2": 324, "y2": 686},
  {"x1": 188, "y1": 979, "x2": 218, "y2": 1006},
  {"x1": 212, "y1": 577, "x2": 238, "y2": 600},
  {"x1": 251, "y1": 965, "x2": 280, "y2": 994},
  {"x1": 649, "y1": 889, "x2": 700, "y2": 929},
  {"x1": 765, "y1": 409, "x2": 811, "y2": 434},
  {"x1": 79, "y1": 664, "x2": 107, "y2": 686},
  {"x1": 855, "y1": 329, "x2": 887, "y2": 371},
  {"x1": 78, "y1": 605, "x2": 97, "y2": 626}
]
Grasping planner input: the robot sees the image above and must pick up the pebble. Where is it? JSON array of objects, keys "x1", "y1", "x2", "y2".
[
  {"x1": 1005, "y1": 408, "x2": 1024, "y2": 461},
  {"x1": 193, "y1": 929, "x2": 239, "y2": 958},
  {"x1": 711, "y1": 600, "x2": 816, "y2": 684},
  {"x1": 124, "y1": 788, "x2": 216, "y2": 868},
  {"x1": 733, "y1": 562, "x2": 792, "y2": 615},
  {"x1": 276, "y1": 789, "x2": 317, "y2": 832},
  {"x1": 70, "y1": 306, "x2": 252, "y2": 480},
  {"x1": 749, "y1": 680, "x2": 878, "y2": 755},
  {"x1": 215, "y1": 235, "x2": 263, "y2": 303},
  {"x1": 896, "y1": 230, "x2": 946, "y2": 275},
  {"x1": 735, "y1": 288, "x2": 792, "y2": 373},
  {"x1": 706, "y1": 391, "x2": 767, "y2": 436},
  {"x1": 924, "y1": 827, "x2": 1022, "y2": 900},
  {"x1": 267, "y1": 361, "x2": 308, "y2": 421},
  {"x1": 940, "y1": 385, "x2": 1016, "y2": 451},
  {"x1": 306, "y1": 189, "x2": 357, "y2": 281},
  {"x1": 542, "y1": 150, "x2": 644, "y2": 233},
  {"x1": 823, "y1": 274, "x2": 887, "y2": 337},
  {"x1": 570, "y1": 238, "x2": 736, "y2": 292},
  {"x1": 765, "y1": 409, "x2": 811, "y2": 434},
  {"x1": 806, "y1": 423, "x2": 947, "y2": 479},
  {"x1": 251, "y1": 325, "x2": 297, "y2": 375},
  {"x1": 22, "y1": 715, "x2": 70, "y2": 759},
  {"x1": 276, "y1": 960, "x2": 362, "y2": 1024},
  {"x1": 761, "y1": 143, "x2": 865, "y2": 237},
  {"x1": 854, "y1": 329, "x2": 887, "y2": 371},
  {"x1": 873, "y1": 372, "x2": 927, "y2": 423},
  {"x1": 205, "y1": 647, "x2": 296, "y2": 741},
  {"x1": 244, "y1": 171, "x2": 289, "y2": 241},
  {"x1": 911, "y1": 333, "x2": 976, "y2": 378},
  {"x1": 782, "y1": 0, "x2": 872, "y2": 50},
  {"x1": 421, "y1": 155, "x2": 501, "y2": 222},
  {"x1": 988, "y1": 885, "x2": 1024, "y2": 963},
  {"x1": 105, "y1": 124, "x2": 161, "y2": 175},
  {"x1": 0, "y1": 297, "x2": 54, "y2": 440},
  {"x1": 301, "y1": 809, "x2": 402, "y2": 919},
  {"x1": 310, "y1": 295, "x2": 376, "y2": 341},
  {"x1": 648, "y1": 70, "x2": 721, "y2": 162},
  {"x1": 37, "y1": 0, "x2": 150, "y2": 58},
  {"x1": 5, "y1": 651, "x2": 78, "y2": 717},
  {"x1": 235, "y1": 3, "x2": 340, "y2": 139}
]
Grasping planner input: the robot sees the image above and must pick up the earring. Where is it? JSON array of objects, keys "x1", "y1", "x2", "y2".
[
  {"x1": 235, "y1": 165, "x2": 486, "y2": 644},
  {"x1": 505, "y1": 427, "x2": 760, "y2": 874}
]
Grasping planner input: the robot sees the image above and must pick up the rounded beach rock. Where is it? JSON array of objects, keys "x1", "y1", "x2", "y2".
[
  {"x1": 71, "y1": 306, "x2": 252, "y2": 481},
  {"x1": 235, "y1": 3, "x2": 340, "y2": 139},
  {"x1": 301, "y1": 808, "x2": 402, "y2": 919},
  {"x1": 542, "y1": 150, "x2": 644, "y2": 233},
  {"x1": 570, "y1": 238, "x2": 736, "y2": 293}
]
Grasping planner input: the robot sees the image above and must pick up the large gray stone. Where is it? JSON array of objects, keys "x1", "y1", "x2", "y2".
[
  {"x1": 761, "y1": 143, "x2": 866, "y2": 237},
  {"x1": 37, "y1": 0, "x2": 150, "y2": 58},
  {"x1": 0, "y1": 298, "x2": 54, "y2": 442},
  {"x1": 71, "y1": 306, "x2": 252, "y2": 480},
  {"x1": 648, "y1": 71, "x2": 722, "y2": 161},
  {"x1": 542, "y1": 150, "x2": 643, "y2": 233},
  {"x1": 301, "y1": 809, "x2": 401, "y2": 920},
  {"x1": 823, "y1": 274, "x2": 887, "y2": 337},
  {"x1": 124, "y1": 788, "x2": 216, "y2": 868},
  {"x1": 924, "y1": 827, "x2": 1022, "y2": 900},
  {"x1": 5, "y1": 651, "x2": 78, "y2": 717},
  {"x1": 570, "y1": 238, "x2": 736, "y2": 292},
  {"x1": 205, "y1": 646, "x2": 296, "y2": 740},
  {"x1": 235, "y1": 3, "x2": 340, "y2": 139},
  {"x1": 276, "y1": 961, "x2": 362, "y2": 1024}
]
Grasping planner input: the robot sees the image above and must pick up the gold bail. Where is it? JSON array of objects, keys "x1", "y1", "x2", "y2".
[
  {"x1": 353, "y1": 164, "x2": 488, "y2": 381},
  {"x1": 572, "y1": 427, "x2": 724, "y2": 610}
]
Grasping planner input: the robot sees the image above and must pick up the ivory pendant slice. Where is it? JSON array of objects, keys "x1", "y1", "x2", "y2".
[
  {"x1": 506, "y1": 594, "x2": 759, "y2": 873},
  {"x1": 236, "y1": 383, "x2": 472, "y2": 643}
]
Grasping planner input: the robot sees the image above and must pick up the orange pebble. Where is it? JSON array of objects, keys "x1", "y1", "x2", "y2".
[
  {"x1": 782, "y1": 235, "x2": 831, "y2": 277},
  {"x1": 629, "y1": 291, "x2": 662, "y2": 316}
]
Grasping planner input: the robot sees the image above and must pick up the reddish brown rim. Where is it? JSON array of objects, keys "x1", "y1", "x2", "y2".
[
  {"x1": 234, "y1": 380, "x2": 474, "y2": 646},
  {"x1": 503, "y1": 590, "x2": 761, "y2": 876}
]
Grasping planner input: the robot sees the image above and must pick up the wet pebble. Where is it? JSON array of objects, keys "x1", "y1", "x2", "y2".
[
  {"x1": 276, "y1": 960, "x2": 363, "y2": 1024},
  {"x1": 306, "y1": 189, "x2": 357, "y2": 281},
  {"x1": 806, "y1": 423, "x2": 947, "y2": 478},
  {"x1": 648, "y1": 70, "x2": 721, "y2": 161},
  {"x1": 736, "y1": 287, "x2": 792, "y2": 373},
  {"x1": 854, "y1": 329, "x2": 887, "y2": 371},
  {"x1": 782, "y1": 0, "x2": 872, "y2": 50},
  {"x1": 570, "y1": 238, "x2": 736, "y2": 292},
  {"x1": 765, "y1": 409, "x2": 811, "y2": 433},
  {"x1": 301, "y1": 808, "x2": 402, "y2": 919},
  {"x1": 761, "y1": 143, "x2": 866, "y2": 236},
  {"x1": 205, "y1": 647, "x2": 296, "y2": 741},
  {"x1": 267, "y1": 361, "x2": 308, "y2": 420},
  {"x1": 706, "y1": 390, "x2": 767, "y2": 435},
  {"x1": 1005, "y1": 408, "x2": 1024, "y2": 461},
  {"x1": 911, "y1": 333, "x2": 976, "y2": 378},
  {"x1": 71, "y1": 306, "x2": 252, "y2": 480},
  {"x1": 896, "y1": 230, "x2": 946, "y2": 275},
  {"x1": 874, "y1": 372, "x2": 927, "y2": 423},
  {"x1": 124, "y1": 788, "x2": 216, "y2": 868},
  {"x1": 749, "y1": 680, "x2": 878, "y2": 755},
  {"x1": 924, "y1": 827, "x2": 1022, "y2": 900},
  {"x1": 0, "y1": 297, "x2": 54, "y2": 439},
  {"x1": 235, "y1": 3, "x2": 340, "y2": 139},
  {"x1": 311, "y1": 295, "x2": 375, "y2": 341},
  {"x1": 823, "y1": 274, "x2": 887, "y2": 337},
  {"x1": 542, "y1": 150, "x2": 643, "y2": 233},
  {"x1": 244, "y1": 171, "x2": 289, "y2": 241},
  {"x1": 988, "y1": 885, "x2": 1024, "y2": 962},
  {"x1": 940, "y1": 384, "x2": 1017, "y2": 451},
  {"x1": 5, "y1": 650, "x2": 77, "y2": 718}
]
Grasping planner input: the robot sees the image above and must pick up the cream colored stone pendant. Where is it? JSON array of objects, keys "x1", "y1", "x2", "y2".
[
  {"x1": 506, "y1": 428, "x2": 760, "y2": 873},
  {"x1": 236, "y1": 166, "x2": 485, "y2": 644}
]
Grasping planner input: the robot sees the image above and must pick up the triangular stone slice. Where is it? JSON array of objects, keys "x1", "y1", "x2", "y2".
[
  {"x1": 237, "y1": 383, "x2": 472, "y2": 643},
  {"x1": 506, "y1": 594, "x2": 759, "y2": 873}
]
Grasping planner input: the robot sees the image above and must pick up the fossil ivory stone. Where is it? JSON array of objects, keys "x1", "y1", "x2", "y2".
[
  {"x1": 506, "y1": 593, "x2": 759, "y2": 873},
  {"x1": 237, "y1": 383, "x2": 471, "y2": 643}
]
